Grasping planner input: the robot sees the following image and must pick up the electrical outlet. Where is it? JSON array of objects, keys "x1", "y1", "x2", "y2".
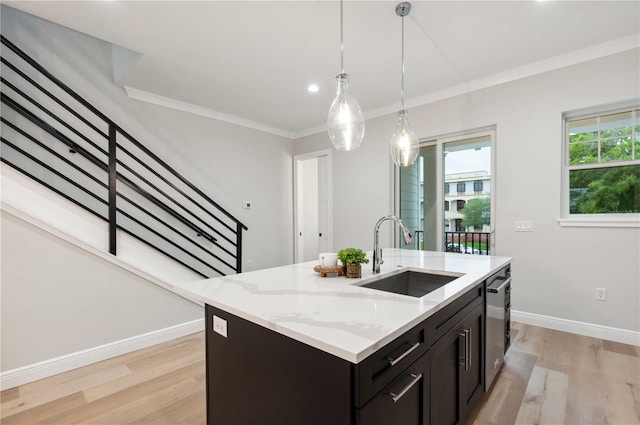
[
  {"x1": 595, "y1": 288, "x2": 606, "y2": 301},
  {"x1": 213, "y1": 315, "x2": 228, "y2": 337}
]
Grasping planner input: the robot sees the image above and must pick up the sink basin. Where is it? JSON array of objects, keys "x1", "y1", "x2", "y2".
[{"x1": 360, "y1": 271, "x2": 462, "y2": 298}]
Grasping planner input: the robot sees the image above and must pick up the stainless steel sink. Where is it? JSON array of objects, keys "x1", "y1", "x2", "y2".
[{"x1": 360, "y1": 271, "x2": 462, "y2": 298}]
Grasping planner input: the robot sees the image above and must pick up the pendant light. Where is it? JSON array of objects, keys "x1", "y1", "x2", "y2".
[
  {"x1": 327, "y1": 0, "x2": 365, "y2": 151},
  {"x1": 390, "y1": 2, "x2": 419, "y2": 167}
]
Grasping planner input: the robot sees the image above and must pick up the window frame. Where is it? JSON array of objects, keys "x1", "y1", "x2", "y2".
[{"x1": 559, "y1": 100, "x2": 640, "y2": 228}]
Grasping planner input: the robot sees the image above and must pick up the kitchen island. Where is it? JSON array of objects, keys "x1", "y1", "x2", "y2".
[{"x1": 173, "y1": 249, "x2": 511, "y2": 425}]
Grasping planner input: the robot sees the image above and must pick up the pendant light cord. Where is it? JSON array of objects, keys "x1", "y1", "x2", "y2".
[
  {"x1": 400, "y1": 14, "x2": 405, "y2": 110},
  {"x1": 340, "y1": 0, "x2": 345, "y2": 74}
]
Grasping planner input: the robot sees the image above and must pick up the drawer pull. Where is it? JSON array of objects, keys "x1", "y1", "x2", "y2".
[
  {"x1": 390, "y1": 373, "x2": 422, "y2": 403},
  {"x1": 387, "y1": 341, "x2": 421, "y2": 366},
  {"x1": 458, "y1": 329, "x2": 470, "y2": 371}
]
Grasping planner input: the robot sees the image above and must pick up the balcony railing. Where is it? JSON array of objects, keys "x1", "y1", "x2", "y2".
[{"x1": 445, "y1": 231, "x2": 491, "y2": 255}]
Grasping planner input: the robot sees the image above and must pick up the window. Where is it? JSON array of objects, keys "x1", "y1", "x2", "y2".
[
  {"x1": 444, "y1": 183, "x2": 450, "y2": 194},
  {"x1": 456, "y1": 182, "x2": 466, "y2": 193},
  {"x1": 444, "y1": 201, "x2": 449, "y2": 211},
  {"x1": 456, "y1": 200, "x2": 466, "y2": 211},
  {"x1": 473, "y1": 180, "x2": 483, "y2": 192},
  {"x1": 561, "y1": 103, "x2": 640, "y2": 226}
]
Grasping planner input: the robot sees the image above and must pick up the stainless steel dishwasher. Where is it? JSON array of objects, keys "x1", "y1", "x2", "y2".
[{"x1": 485, "y1": 265, "x2": 511, "y2": 390}]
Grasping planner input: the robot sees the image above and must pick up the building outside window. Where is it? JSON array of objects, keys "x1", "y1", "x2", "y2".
[{"x1": 443, "y1": 171, "x2": 491, "y2": 233}]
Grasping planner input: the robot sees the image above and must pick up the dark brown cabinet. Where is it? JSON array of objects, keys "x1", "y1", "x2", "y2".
[
  {"x1": 460, "y1": 303, "x2": 485, "y2": 421},
  {"x1": 204, "y1": 280, "x2": 487, "y2": 425},
  {"x1": 430, "y1": 300, "x2": 484, "y2": 425}
]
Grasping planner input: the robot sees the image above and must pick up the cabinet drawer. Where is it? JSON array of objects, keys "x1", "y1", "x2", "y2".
[
  {"x1": 356, "y1": 351, "x2": 430, "y2": 425},
  {"x1": 354, "y1": 320, "x2": 429, "y2": 408},
  {"x1": 428, "y1": 282, "x2": 484, "y2": 344}
]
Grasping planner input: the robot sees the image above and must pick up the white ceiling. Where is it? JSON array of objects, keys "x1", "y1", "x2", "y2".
[{"x1": 6, "y1": 1, "x2": 640, "y2": 138}]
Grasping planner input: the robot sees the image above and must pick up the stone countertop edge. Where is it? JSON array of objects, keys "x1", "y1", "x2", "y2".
[{"x1": 172, "y1": 249, "x2": 512, "y2": 364}]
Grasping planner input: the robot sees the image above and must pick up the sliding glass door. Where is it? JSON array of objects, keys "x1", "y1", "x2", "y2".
[{"x1": 398, "y1": 129, "x2": 495, "y2": 254}]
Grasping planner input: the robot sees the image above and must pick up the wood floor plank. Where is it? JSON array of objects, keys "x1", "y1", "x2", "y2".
[
  {"x1": 514, "y1": 366, "x2": 569, "y2": 425},
  {"x1": 0, "y1": 364, "x2": 131, "y2": 418},
  {"x1": 128, "y1": 387, "x2": 206, "y2": 425},
  {"x1": 36, "y1": 362, "x2": 204, "y2": 425},
  {"x1": 82, "y1": 344, "x2": 203, "y2": 402},
  {"x1": 470, "y1": 349, "x2": 538, "y2": 425},
  {"x1": 81, "y1": 377, "x2": 201, "y2": 425},
  {"x1": 0, "y1": 387, "x2": 20, "y2": 403},
  {"x1": 510, "y1": 323, "x2": 546, "y2": 356},
  {"x1": 1, "y1": 392, "x2": 86, "y2": 425},
  {"x1": 534, "y1": 327, "x2": 574, "y2": 374},
  {"x1": 565, "y1": 368, "x2": 640, "y2": 425},
  {"x1": 603, "y1": 339, "x2": 639, "y2": 357}
]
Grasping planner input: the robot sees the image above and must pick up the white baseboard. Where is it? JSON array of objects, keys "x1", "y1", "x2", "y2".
[
  {"x1": 511, "y1": 310, "x2": 640, "y2": 347},
  {"x1": 0, "y1": 319, "x2": 204, "y2": 391}
]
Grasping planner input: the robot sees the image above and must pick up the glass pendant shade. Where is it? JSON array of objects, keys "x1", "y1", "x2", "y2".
[
  {"x1": 327, "y1": 73, "x2": 365, "y2": 151},
  {"x1": 390, "y1": 109, "x2": 419, "y2": 167}
]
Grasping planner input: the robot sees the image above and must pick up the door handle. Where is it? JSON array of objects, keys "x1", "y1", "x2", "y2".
[
  {"x1": 390, "y1": 373, "x2": 422, "y2": 403},
  {"x1": 458, "y1": 329, "x2": 470, "y2": 371},
  {"x1": 467, "y1": 328, "x2": 471, "y2": 370}
]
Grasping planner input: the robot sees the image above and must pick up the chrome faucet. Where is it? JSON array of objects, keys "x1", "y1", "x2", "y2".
[{"x1": 373, "y1": 215, "x2": 413, "y2": 273}]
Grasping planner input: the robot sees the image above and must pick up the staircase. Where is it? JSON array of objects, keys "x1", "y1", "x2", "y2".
[{"x1": 1, "y1": 35, "x2": 247, "y2": 279}]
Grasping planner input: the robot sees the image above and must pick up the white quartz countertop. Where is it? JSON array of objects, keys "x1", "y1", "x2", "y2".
[{"x1": 173, "y1": 249, "x2": 511, "y2": 363}]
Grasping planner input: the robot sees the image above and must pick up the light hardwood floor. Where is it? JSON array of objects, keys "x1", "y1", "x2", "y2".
[{"x1": 1, "y1": 323, "x2": 638, "y2": 424}]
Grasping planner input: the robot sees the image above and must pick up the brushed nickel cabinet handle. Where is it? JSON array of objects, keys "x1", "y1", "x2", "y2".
[
  {"x1": 390, "y1": 373, "x2": 422, "y2": 403},
  {"x1": 458, "y1": 331, "x2": 467, "y2": 368},
  {"x1": 387, "y1": 341, "x2": 420, "y2": 367},
  {"x1": 459, "y1": 329, "x2": 470, "y2": 370},
  {"x1": 466, "y1": 328, "x2": 471, "y2": 370}
]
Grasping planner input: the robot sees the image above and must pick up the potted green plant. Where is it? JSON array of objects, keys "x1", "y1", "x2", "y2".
[{"x1": 337, "y1": 247, "x2": 369, "y2": 278}]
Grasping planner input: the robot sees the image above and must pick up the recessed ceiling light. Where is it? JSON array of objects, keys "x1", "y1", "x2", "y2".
[{"x1": 307, "y1": 84, "x2": 319, "y2": 93}]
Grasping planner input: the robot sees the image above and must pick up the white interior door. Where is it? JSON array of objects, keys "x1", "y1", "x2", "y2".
[{"x1": 294, "y1": 150, "x2": 332, "y2": 263}]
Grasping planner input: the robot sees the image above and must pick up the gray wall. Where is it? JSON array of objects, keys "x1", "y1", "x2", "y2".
[
  {"x1": 295, "y1": 49, "x2": 640, "y2": 333},
  {"x1": 1, "y1": 6, "x2": 295, "y2": 373},
  {"x1": 0, "y1": 211, "x2": 203, "y2": 370}
]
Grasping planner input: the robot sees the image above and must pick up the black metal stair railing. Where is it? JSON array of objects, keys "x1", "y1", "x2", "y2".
[{"x1": 0, "y1": 35, "x2": 247, "y2": 278}]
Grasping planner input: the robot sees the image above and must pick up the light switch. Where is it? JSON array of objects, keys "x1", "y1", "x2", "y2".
[{"x1": 515, "y1": 220, "x2": 533, "y2": 232}]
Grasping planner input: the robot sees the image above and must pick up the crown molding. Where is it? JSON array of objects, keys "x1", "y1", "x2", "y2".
[
  {"x1": 123, "y1": 86, "x2": 295, "y2": 139},
  {"x1": 296, "y1": 33, "x2": 640, "y2": 140}
]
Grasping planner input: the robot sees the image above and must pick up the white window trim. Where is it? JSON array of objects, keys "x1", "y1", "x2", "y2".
[{"x1": 559, "y1": 100, "x2": 640, "y2": 228}]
